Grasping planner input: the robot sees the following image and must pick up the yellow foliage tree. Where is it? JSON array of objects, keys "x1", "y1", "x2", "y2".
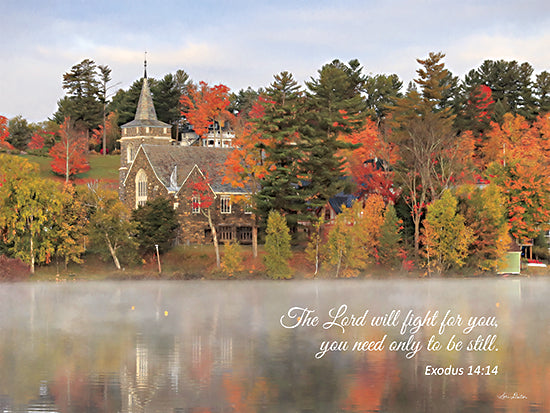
[
  {"x1": 423, "y1": 190, "x2": 475, "y2": 274},
  {"x1": 324, "y1": 195, "x2": 386, "y2": 277}
]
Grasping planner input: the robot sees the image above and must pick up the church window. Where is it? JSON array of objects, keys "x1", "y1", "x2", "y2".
[
  {"x1": 136, "y1": 169, "x2": 148, "y2": 208},
  {"x1": 220, "y1": 195, "x2": 231, "y2": 214}
]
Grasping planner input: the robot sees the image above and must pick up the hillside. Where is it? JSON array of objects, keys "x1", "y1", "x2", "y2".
[{"x1": 21, "y1": 153, "x2": 120, "y2": 188}]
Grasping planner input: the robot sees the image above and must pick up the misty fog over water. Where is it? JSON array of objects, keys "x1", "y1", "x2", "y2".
[{"x1": 0, "y1": 278, "x2": 547, "y2": 412}]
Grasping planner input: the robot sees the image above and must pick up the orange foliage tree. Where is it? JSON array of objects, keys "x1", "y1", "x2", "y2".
[
  {"x1": 28, "y1": 130, "x2": 56, "y2": 152},
  {"x1": 49, "y1": 117, "x2": 90, "y2": 183},
  {"x1": 90, "y1": 111, "x2": 119, "y2": 153},
  {"x1": 223, "y1": 100, "x2": 269, "y2": 257},
  {"x1": 180, "y1": 81, "x2": 234, "y2": 140},
  {"x1": 0, "y1": 115, "x2": 14, "y2": 151},
  {"x1": 482, "y1": 113, "x2": 550, "y2": 244},
  {"x1": 342, "y1": 118, "x2": 398, "y2": 202}
]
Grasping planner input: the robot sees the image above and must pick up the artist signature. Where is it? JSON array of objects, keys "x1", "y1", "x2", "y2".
[{"x1": 497, "y1": 392, "x2": 527, "y2": 400}]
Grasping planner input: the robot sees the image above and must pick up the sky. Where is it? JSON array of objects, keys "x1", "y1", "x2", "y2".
[{"x1": 2, "y1": 0, "x2": 550, "y2": 123}]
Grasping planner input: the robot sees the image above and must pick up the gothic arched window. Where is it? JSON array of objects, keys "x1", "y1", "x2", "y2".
[{"x1": 136, "y1": 169, "x2": 148, "y2": 208}]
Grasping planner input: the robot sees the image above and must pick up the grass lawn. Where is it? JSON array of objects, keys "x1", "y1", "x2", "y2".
[{"x1": 21, "y1": 153, "x2": 120, "y2": 184}]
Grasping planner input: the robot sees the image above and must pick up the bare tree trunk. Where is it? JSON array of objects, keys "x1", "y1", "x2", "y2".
[
  {"x1": 252, "y1": 225, "x2": 258, "y2": 259},
  {"x1": 413, "y1": 215, "x2": 421, "y2": 255},
  {"x1": 335, "y1": 249, "x2": 343, "y2": 278},
  {"x1": 65, "y1": 134, "x2": 70, "y2": 184},
  {"x1": 205, "y1": 210, "x2": 221, "y2": 268},
  {"x1": 30, "y1": 236, "x2": 35, "y2": 274},
  {"x1": 105, "y1": 233, "x2": 121, "y2": 270}
]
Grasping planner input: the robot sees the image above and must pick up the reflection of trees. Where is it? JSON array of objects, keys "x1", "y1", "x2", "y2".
[
  {"x1": 0, "y1": 280, "x2": 548, "y2": 411},
  {"x1": 340, "y1": 352, "x2": 400, "y2": 411}
]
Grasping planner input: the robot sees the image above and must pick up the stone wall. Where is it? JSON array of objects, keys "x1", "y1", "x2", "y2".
[
  {"x1": 120, "y1": 149, "x2": 167, "y2": 210},
  {"x1": 122, "y1": 152, "x2": 254, "y2": 245}
]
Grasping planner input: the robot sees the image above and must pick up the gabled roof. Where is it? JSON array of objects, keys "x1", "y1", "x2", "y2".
[
  {"x1": 121, "y1": 77, "x2": 171, "y2": 129},
  {"x1": 328, "y1": 192, "x2": 357, "y2": 214},
  {"x1": 126, "y1": 144, "x2": 247, "y2": 194}
]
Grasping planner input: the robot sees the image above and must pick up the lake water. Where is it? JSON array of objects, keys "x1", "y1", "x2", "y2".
[{"x1": 0, "y1": 278, "x2": 548, "y2": 412}]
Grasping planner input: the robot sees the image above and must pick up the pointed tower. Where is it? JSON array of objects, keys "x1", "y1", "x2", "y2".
[{"x1": 119, "y1": 57, "x2": 172, "y2": 198}]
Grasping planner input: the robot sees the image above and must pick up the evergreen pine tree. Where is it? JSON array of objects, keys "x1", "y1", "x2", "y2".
[
  {"x1": 378, "y1": 203, "x2": 402, "y2": 269},
  {"x1": 254, "y1": 72, "x2": 307, "y2": 230},
  {"x1": 300, "y1": 60, "x2": 366, "y2": 214}
]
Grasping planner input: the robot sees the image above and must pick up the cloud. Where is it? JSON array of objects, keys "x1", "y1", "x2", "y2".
[{"x1": 447, "y1": 30, "x2": 550, "y2": 76}]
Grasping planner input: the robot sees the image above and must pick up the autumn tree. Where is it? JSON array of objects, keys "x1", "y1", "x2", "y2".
[
  {"x1": 223, "y1": 99, "x2": 268, "y2": 257},
  {"x1": 479, "y1": 113, "x2": 550, "y2": 245},
  {"x1": 389, "y1": 52, "x2": 463, "y2": 254},
  {"x1": 264, "y1": 210, "x2": 292, "y2": 279},
  {"x1": 486, "y1": 160, "x2": 550, "y2": 245},
  {"x1": 324, "y1": 196, "x2": 386, "y2": 277},
  {"x1": 180, "y1": 81, "x2": 234, "y2": 141},
  {"x1": 86, "y1": 184, "x2": 138, "y2": 270},
  {"x1": 456, "y1": 184, "x2": 509, "y2": 272},
  {"x1": 0, "y1": 116, "x2": 14, "y2": 151},
  {"x1": 221, "y1": 240, "x2": 244, "y2": 277},
  {"x1": 49, "y1": 117, "x2": 90, "y2": 182},
  {"x1": 457, "y1": 84, "x2": 495, "y2": 136},
  {"x1": 0, "y1": 155, "x2": 63, "y2": 273},
  {"x1": 422, "y1": 190, "x2": 474, "y2": 274},
  {"x1": 342, "y1": 118, "x2": 397, "y2": 202},
  {"x1": 90, "y1": 111, "x2": 120, "y2": 154},
  {"x1": 51, "y1": 183, "x2": 88, "y2": 269},
  {"x1": 189, "y1": 169, "x2": 222, "y2": 268}
]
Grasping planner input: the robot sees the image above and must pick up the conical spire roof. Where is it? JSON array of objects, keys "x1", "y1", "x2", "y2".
[
  {"x1": 134, "y1": 77, "x2": 158, "y2": 121},
  {"x1": 121, "y1": 59, "x2": 172, "y2": 129}
]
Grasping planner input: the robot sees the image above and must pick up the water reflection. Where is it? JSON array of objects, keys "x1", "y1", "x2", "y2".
[{"x1": 0, "y1": 279, "x2": 547, "y2": 412}]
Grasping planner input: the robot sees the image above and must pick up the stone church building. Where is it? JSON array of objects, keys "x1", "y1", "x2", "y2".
[{"x1": 118, "y1": 69, "x2": 254, "y2": 245}]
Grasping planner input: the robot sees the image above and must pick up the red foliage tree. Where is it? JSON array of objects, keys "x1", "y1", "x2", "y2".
[
  {"x1": 28, "y1": 132, "x2": 45, "y2": 150},
  {"x1": 49, "y1": 117, "x2": 90, "y2": 183},
  {"x1": 28, "y1": 130, "x2": 56, "y2": 151},
  {"x1": 189, "y1": 169, "x2": 221, "y2": 268},
  {"x1": 341, "y1": 119, "x2": 398, "y2": 202},
  {"x1": 180, "y1": 81, "x2": 234, "y2": 140},
  {"x1": 0, "y1": 115, "x2": 14, "y2": 151}
]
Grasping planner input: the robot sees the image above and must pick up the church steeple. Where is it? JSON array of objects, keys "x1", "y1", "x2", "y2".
[
  {"x1": 144, "y1": 51, "x2": 148, "y2": 79},
  {"x1": 118, "y1": 55, "x2": 173, "y2": 200},
  {"x1": 134, "y1": 73, "x2": 158, "y2": 121}
]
